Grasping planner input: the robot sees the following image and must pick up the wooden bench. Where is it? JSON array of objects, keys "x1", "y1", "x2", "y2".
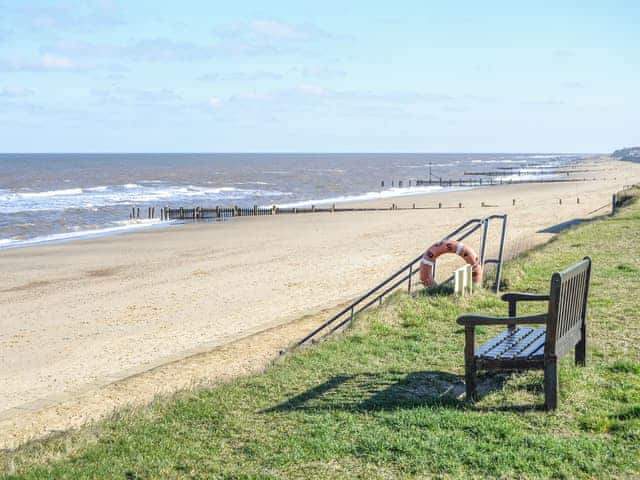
[{"x1": 457, "y1": 257, "x2": 592, "y2": 410}]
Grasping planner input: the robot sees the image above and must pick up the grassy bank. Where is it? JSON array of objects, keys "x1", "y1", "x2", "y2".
[{"x1": 3, "y1": 188, "x2": 640, "y2": 479}]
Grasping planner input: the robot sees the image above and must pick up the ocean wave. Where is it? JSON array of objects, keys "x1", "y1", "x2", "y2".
[
  {"x1": 15, "y1": 188, "x2": 84, "y2": 198},
  {"x1": 0, "y1": 219, "x2": 168, "y2": 250},
  {"x1": 0, "y1": 184, "x2": 292, "y2": 213},
  {"x1": 276, "y1": 184, "x2": 468, "y2": 208}
]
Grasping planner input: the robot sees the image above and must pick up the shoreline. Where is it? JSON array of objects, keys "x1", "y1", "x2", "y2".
[
  {"x1": 1, "y1": 156, "x2": 638, "y2": 448},
  {"x1": 0, "y1": 155, "x2": 597, "y2": 251}
]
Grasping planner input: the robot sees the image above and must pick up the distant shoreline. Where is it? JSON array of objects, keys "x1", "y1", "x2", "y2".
[{"x1": 0, "y1": 154, "x2": 592, "y2": 251}]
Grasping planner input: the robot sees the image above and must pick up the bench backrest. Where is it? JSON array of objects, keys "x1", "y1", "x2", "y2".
[{"x1": 545, "y1": 257, "x2": 592, "y2": 358}]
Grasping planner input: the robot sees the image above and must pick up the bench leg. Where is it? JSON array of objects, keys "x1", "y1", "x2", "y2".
[
  {"x1": 465, "y1": 362, "x2": 477, "y2": 402},
  {"x1": 544, "y1": 360, "x2": 559, "y2": 410},
  {"x1": 575, "y1": 322, "x2": 586, "y2": 366},
  {"x1": 464, "y1": 326, "x2": 477, "y2": 402}
]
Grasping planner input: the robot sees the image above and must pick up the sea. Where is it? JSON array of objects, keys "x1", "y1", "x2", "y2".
[{"x1": 0, "y1": 153, "x2": 586, "y2": 249}]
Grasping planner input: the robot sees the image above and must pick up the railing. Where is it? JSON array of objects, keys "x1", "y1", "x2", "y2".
[{"x1": 294, "y1": 214, "x2": 508, "y2": 348}]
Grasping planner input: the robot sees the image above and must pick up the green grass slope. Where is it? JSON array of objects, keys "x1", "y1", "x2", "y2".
[{"x1": 3, "y1": 188, "x2": 640, "y2": 479}]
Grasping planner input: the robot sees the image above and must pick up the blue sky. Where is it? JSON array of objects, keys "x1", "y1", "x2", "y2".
[{"x1": 0, "y1": 1, "x2": 638, "y2": 152}]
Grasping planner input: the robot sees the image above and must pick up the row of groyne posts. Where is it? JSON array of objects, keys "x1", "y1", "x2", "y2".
[
  {"x1": 383, "y1": 168, "x2": 597, "y2": 189},
  {"x1": 131, "y1": 202, "x2": 487, "y2": 221},
  {"x1": 128, "y1": 194, "x2": 603, "y2": 221}
]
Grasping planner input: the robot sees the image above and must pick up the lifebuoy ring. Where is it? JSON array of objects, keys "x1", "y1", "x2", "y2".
[{"x1": 420, "y1": 240, "x2": 482, "y2": 287}]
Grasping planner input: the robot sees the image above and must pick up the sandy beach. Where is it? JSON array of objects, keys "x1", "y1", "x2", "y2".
[{"x1": 1, "y1": 156, "x2": 639, "y2": 448}]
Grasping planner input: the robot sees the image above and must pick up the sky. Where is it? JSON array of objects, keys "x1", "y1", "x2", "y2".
[{"x1": 0, "y1": 0, "x2": 638, "y2": 153}]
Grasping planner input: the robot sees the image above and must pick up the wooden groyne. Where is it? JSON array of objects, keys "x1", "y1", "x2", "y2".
[
  {"x1": 159, "y1": 203, "x2": 467, "y2": 221},
  {"x1": 380, "y1": 176, "x2": 596, "y2": 189},
  {"x1": 413, "y1": 176, "x2": 592, "y2": 188}
]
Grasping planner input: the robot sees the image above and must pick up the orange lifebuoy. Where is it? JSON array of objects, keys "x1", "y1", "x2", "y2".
[{"x1": 419, "y1": 239, "x2": 482, "y2": 287}]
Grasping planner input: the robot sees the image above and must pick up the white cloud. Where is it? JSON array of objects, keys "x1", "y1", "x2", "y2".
[
  {"x1": 250, "y1": 20, "x2": 310, "y2": 40},
  {"x1": 199, "y1": 71, "x2": 283, "y2": 82},
  {"x1": 298, "y1": 65, "x2": 347, "y2": 79},
  {"x1": 6, "y1": 1, "x2": 124, "y2": 32},
  {"x1": 297, "y1": 84, "x2": 327, "y2": 96},
  {"x1": 208, "y1": 97, "x2": 222, "y2": 108},
  {"x1": 41, "y1": 54, "x2": 74, "y2": 69},
  {"x1": 0, "y1": 54, "x2": 81, "y2": 72},
  {"x1": 91, "y1": 87, "x2": 183, "y2": 107},
  {"x1": 0, "y1": 86, "x2": 34, "y2": 98}
]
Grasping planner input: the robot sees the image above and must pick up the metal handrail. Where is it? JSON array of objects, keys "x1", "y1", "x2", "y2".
[{"x1": 294, "y1": 214, "x2": 508, "y2": 348}]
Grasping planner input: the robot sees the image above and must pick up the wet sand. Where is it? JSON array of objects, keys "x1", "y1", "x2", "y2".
[{"x1": 1, "y1": 156, "x2": 637, "y2": 448}]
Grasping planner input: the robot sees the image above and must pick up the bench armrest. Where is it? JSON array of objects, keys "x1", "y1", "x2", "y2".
[
  {"x1": 501, "y1": 292, "x2": 550, "y2": 303},
  {"x1": 456, "y1": 313, "x2": 547, "y2": 326}
]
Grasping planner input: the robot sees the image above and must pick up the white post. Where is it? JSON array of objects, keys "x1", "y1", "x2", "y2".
[{"x1": 454, "y1": 268, "x2": 464, "y2": 295}]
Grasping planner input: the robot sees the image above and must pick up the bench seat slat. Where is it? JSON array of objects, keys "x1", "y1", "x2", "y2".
[
  {"x1": 475, "y1": 328, "x2": 515, "y2": 357},
  {"x1": 477, "y1": 327, "x2": 547, "y2": 360},
  {"x1": 477, "y1": 327, "x2": 533, "y2": 360},
  {"x1": 511, "y1": 328, "x2": 546, "y2": 359}
]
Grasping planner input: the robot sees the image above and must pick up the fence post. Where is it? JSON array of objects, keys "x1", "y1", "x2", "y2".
[
  {"x1": 611, "y1": 194, "x2": 617, "y2": 216},
  {"x1": 408, "y1": 264, "x2": 413, "y2": 293}
]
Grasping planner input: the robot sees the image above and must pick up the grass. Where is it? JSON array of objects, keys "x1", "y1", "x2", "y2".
[{"x1": 2, "y1": 188, "x2": 640, "y2": 479}]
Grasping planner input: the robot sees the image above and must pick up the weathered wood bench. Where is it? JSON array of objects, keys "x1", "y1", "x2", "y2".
[{"x1": 457, "y1": 257, "x2": 592, "y2": 409}]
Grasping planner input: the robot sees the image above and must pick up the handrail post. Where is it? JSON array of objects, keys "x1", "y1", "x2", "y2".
[
  {"x1": 493, "y1": 214, "x2": 508, "y2": 293},
  {"x1": 479, "y1": 217, "x2": 489, "y2": 267}
]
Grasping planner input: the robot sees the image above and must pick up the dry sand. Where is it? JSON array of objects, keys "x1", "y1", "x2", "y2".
[{"x1": 1, "y1": 156, "x2": 638, "y2": 449}]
